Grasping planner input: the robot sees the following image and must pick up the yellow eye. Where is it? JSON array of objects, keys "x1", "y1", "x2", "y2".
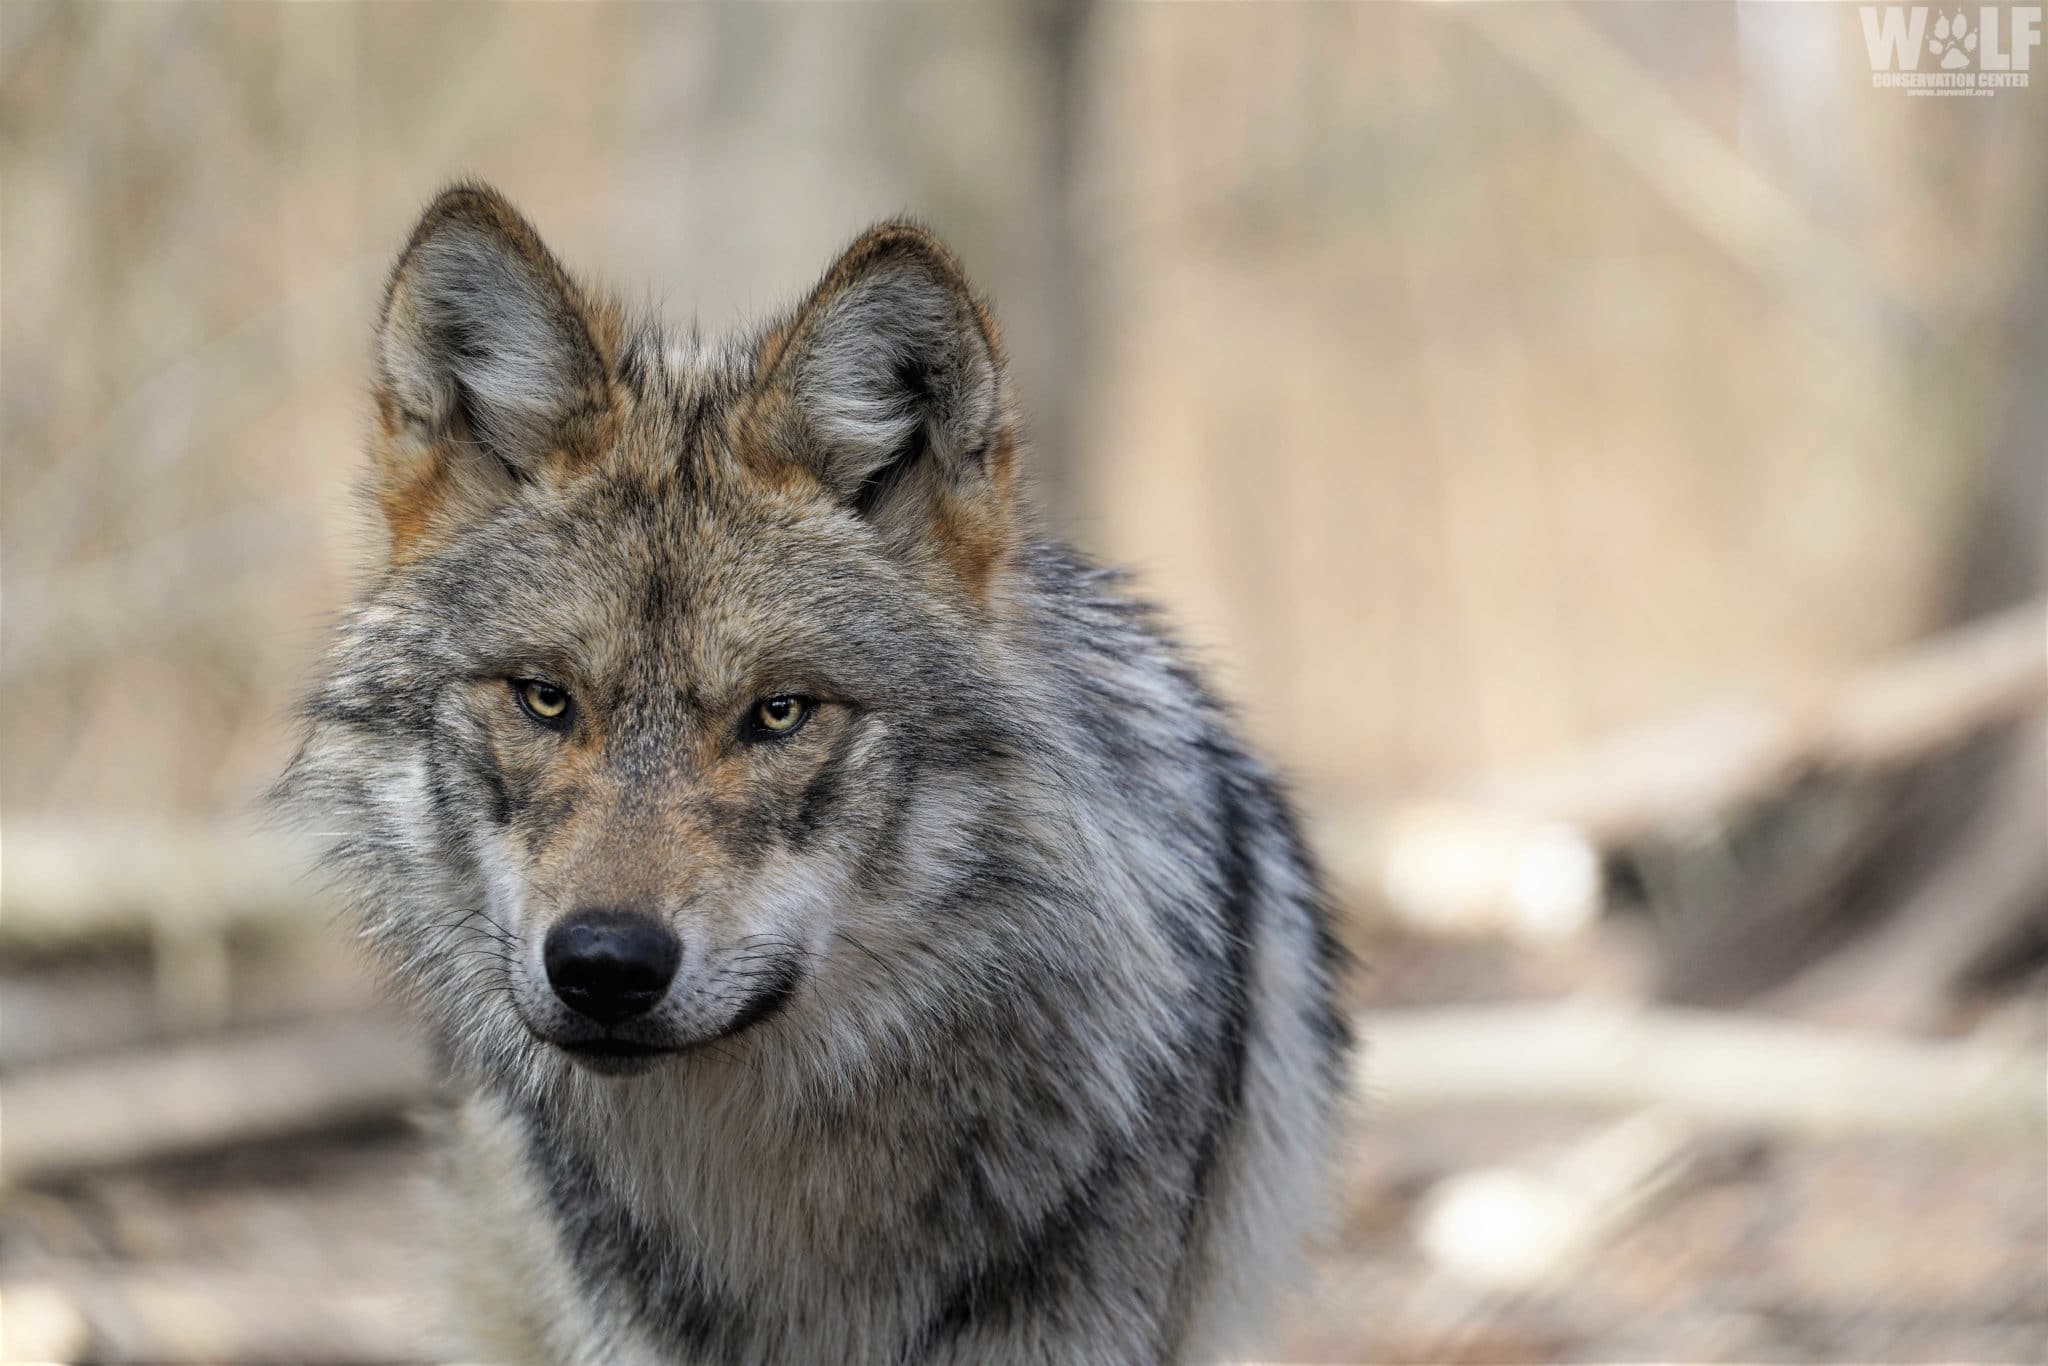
[
  {"x1": 750, "y1": 695, "x2": 810, "y2": 738},
  {"x1": 514, "y1": 679, "x2": 571, "y2": 724}
]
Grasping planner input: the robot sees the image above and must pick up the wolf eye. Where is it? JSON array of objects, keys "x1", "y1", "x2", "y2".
[
  {"x1": 746, "y1": 695, "x2": 811, "y2": 741},
  {"x1": 513, "y1": 679, "x2": 572, "y2": 726}
]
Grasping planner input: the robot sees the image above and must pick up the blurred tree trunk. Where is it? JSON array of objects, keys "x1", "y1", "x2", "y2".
[{"x1": 1022, "y1": 0, "x2": 1095, "y2": 533}]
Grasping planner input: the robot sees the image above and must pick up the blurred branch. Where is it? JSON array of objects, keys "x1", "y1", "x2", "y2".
[
  {"x1": 1358, "y1": 1001, "x2": 2040, "y2": 1134},
  {"x1": 1456, "y1": 4, "x2": 1941, "y2": 343},
  {"x1": 0, "y1": 1015, "x2": 427, "y2": 1187}
]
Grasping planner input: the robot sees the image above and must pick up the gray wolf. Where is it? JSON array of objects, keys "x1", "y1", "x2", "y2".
[{"x1": 275, "y1": 182, "x2": 1350, "y2": 1365}]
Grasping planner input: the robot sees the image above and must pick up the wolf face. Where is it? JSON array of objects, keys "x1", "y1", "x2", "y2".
[
  {"x1": 280, "y1": 184, "x2": 1349, "y2": 1364},
  {"x1": 286, "y1": 187, "x2": 1054, "y2": 1084}
]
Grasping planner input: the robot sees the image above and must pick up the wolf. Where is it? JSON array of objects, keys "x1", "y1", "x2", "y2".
[{"x1": 275, "y1": 182, "x2": 1350, "y2": 1365}]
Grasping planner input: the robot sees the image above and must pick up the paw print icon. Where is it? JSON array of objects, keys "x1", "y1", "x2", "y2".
[{"x1": 1930, "y1": 10, "x2": 1979, "y2": 69}]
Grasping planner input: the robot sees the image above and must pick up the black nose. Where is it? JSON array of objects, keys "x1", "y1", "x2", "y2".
[{"x1": 543, "y1": 909, "x2": 681, "y2": 1024}]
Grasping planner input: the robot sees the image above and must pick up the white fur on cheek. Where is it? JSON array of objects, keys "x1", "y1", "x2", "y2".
[{"x1": 472, "y1": 836, "x2": 531, "y2": 937}]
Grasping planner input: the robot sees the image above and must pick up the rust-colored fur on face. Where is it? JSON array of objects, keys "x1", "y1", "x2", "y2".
[{"x1": 277, "y1": 183, "x2": 1349, "y2": 1365}]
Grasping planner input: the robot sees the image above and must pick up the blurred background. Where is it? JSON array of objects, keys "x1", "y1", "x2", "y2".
[{"x1": 2, "y1": 2, "x2": 2044, "y2": 1361}]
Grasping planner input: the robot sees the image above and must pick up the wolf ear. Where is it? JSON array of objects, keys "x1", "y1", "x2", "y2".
[
  {"x1": 746, "y1": 223, "x2": 1019, "y2": 589},
  {"x1": 372, "y1": 184, "x2": 614, "y2": 550}
]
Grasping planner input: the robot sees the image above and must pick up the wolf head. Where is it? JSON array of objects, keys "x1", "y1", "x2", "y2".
[{"x1": 279, "y1": 185, "x2": 1095, "y2": 1089}]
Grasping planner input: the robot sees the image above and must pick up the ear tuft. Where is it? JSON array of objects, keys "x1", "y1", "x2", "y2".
[
  {"x1": 377, "y1": 184, "x2": 612, "y2": 481},
  {"x1": 786, "y1": 227, "x2": 1002, "y2": 490},
  {"x1": 745, "y1": 224, "x2": 1020, "y2": 591}
]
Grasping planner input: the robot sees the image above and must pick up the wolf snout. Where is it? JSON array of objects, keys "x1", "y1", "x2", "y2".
[{"x1": 543, "y1": 909, "x2": 681, "y2": 1024}]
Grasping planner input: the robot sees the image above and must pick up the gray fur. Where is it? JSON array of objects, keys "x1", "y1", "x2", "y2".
[{"x1": 276, "y1": 185, "x2": 1350, "y2": 1366}]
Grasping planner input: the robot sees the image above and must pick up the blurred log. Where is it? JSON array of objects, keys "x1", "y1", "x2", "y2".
[
  {"x1": 1358, "y1": 1002, "x2": 2041, "y2": 1134},
  {"x1": 1326, "y1": 599, "x2": 2045, "y2": 937},
  {"x1": 1471, "y1": 598, "x2": 2046, "y2": 844},
  {"x1": 0, "y1": 1272, "x2": 439, "y2": 1364},
  {"x1": 0, "y1": 951, "x2": 381, "y2": 1069},
  {"x1": 0, "y1": 1016, "x2": 429, "y2": 1187},
  {"x1": 1316, "y1": 803, "x2": 1601, "y2": 943},
  {"x1": 0, "y1": 823, "x2": 332, "y2": 947},
  {"x1": 1771, "y1": 718, "x2": 2048, "y2": 1030},
  {"x1": 0, "y1": 970, "x2": 162, "y2": 1070}
]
